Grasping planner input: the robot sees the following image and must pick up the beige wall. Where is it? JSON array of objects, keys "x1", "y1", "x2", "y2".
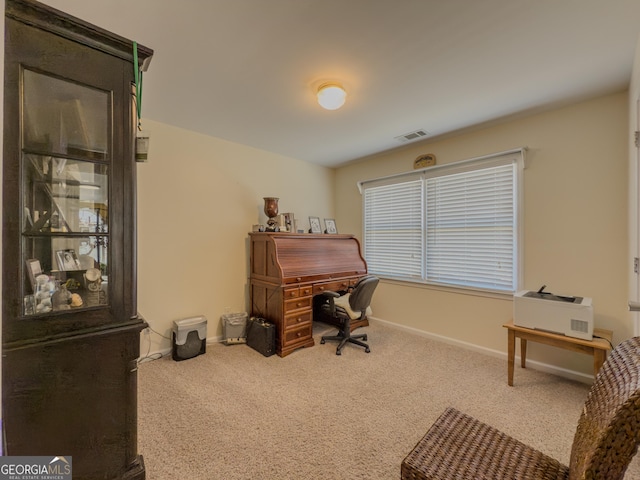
[
  {"x1": 629, "y1": 34, "x2": 640, "y2": 336},
  {"x1": 136, "y1": 120, "x2": 335, "y2": 354},
  {"x1": 335, "y1": 92, "x2": 629, "y2": 378}
]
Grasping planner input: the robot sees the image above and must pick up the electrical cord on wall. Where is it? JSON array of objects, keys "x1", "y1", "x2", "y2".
[
  {"x1": 593, "y1": 334, "x2": 614, "y2": 350},
  {"x1": 137, "y1": 324, "x2": 171, "y2": 364}
]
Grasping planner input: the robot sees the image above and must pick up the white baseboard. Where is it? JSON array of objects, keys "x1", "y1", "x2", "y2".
[
  {"x1": 138, "y1": 335, "x2": 223, "y2": 363},
  {"x1": 369, "y1": 316, "x2": 595, "y2": 385},
  {"x1": 139, "y1": 318, "x2": 596, "y2": 384}
]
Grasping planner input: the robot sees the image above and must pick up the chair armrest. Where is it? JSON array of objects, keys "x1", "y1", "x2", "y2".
[
  {"x1": 318, "y1": 290, "x2": 340, "y2": 316},
  {"x1": 319, "y1": 291, "x2": 340, "y2": 298}
]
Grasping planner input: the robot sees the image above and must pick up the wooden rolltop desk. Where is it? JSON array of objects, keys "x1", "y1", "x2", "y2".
[{"x1": 249, "y1": 232, "x2": 368, "y2": 357}]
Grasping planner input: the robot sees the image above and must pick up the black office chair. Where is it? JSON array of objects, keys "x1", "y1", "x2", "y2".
[{"x1": 314, "y1": 275, "x2": 379, "y2": 355}]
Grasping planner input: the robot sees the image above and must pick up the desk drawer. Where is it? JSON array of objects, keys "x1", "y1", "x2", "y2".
[
  {"x1": 282, "y1": 324, "x2": 312, "y2": 346},
  {"x1": 284, "y1": 286, "x2": 300, "y2": 299},
  {"x1": 284, "y1": 285, "x2": 314, "y2": 299},
  {"x1": 313, "y1": 279, "x2": 352, "y2": 295},
  {"x1": 284, "y1": 296, "x2": 312, "y2": 313},
  {"x1": 300, "y1": 285, "x2": 313, "y2": 297},
  {"x1": 284, "y1": 311, "x2": 312, "y2": 330}
]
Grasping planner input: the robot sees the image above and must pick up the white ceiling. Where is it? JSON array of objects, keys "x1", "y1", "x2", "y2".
[{"x1": 41, "y1": 0, "x2": 640, "y2": 167}]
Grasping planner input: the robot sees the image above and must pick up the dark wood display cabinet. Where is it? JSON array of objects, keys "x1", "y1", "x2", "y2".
[{"x1": 2, "y1": 1, "x2": 153, "y2": 478}]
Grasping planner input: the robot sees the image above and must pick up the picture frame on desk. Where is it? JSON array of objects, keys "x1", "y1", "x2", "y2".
[
  {"x1": 25, "y1": 258, "x2": 42, "y2": 293},
  {"x1": 324, "y1": 218, "x2": 338, "y2": 234},
  {"x1": 309, "y1": 216, "x2": 322, "y2": 234},
  {"x1": 56, "y1": 249, "x2": 81, "y2": 271},
  {"x1": 280, "y1": 212, "x2": 295, "y2": 232}
]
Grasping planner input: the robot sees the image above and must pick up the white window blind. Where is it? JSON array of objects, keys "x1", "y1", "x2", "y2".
[
  {"x1": 363, "y1": 179, "x2": 423, "y2": 280},
  {"x1": 361, "y1": 150, "x2": 522, "y2": 292},
  {"x1": 426, "y1": 163, "x2": 516, "y2": 290}
]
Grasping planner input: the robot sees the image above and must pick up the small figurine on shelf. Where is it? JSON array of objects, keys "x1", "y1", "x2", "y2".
[
  {"x1": 84, "y1": 268, "x2": 105, "y2": 306},
  {"x1": 52, "y1": 281, "x2": 72, "y2": 310},
  {"x1": 70, "y1": 293, "x2": 83, "y2": 307},
  {"x1": 34, "y1": 274, "x2": 53, "y2": 313}
]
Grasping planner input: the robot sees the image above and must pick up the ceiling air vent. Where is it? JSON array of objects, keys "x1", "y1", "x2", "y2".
[{"x1": 394, "y1": 129, "x2": 429, "y2": 143}]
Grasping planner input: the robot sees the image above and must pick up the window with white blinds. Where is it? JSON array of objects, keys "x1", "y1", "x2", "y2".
[
  {"x1": 363, "y1": 179, "x2": 424, "y2": 280},
  {"x1": 361, "y1": 150, "x2": 523, "y2": 292}
]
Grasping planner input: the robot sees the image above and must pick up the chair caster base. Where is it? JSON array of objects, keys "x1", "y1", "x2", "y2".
[{"x1": 321, "y1": 331, "x2": 370, "y2": 354}]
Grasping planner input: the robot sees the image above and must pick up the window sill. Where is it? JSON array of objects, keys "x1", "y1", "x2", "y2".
[{"x1": 377, "y1": 277, "x2": 514, "y2": 302}]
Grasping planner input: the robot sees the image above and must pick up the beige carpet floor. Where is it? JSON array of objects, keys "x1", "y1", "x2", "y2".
[{"x1": 138, "y1": 321, "x2": 640, "y2": 479}]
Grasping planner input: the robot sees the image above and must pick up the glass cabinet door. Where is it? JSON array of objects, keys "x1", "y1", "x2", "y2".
[{"x1": 21, "y1": 69, "x2": 111, "y2": 316}]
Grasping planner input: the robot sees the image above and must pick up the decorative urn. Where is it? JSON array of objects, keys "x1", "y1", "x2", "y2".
[{"x1": 263, "y1": 197, "x2": 279, "y2": 231}]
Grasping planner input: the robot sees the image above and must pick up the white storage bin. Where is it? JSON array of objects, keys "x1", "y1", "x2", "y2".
[{"x1": 222, "y1": 312, "x2": 248, "y2": 345}]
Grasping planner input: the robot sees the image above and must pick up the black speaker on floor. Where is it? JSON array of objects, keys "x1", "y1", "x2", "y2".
[{"x1": 172, "y1": 316, "x2": 207, "y2": 361}]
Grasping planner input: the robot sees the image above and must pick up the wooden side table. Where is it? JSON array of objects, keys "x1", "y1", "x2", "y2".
[{"x1": 503, "y1": 320, "x2": 613, "y2": 386}]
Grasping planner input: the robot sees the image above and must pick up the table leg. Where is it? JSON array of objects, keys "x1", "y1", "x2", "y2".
[
  {"x1": 520, "y1": 338, "x2": 527, "y2": 368},
  {"x1": 594, "y1": 350, "x2": 606, "y2": 378},
  {"x1": 507, "y1": 329, "x2": 515, "y2": 386}
]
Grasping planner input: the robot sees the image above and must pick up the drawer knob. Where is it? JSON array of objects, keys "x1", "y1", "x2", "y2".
[{"x1": 297, "y1": 332, "x2": 302, "y2": 337}]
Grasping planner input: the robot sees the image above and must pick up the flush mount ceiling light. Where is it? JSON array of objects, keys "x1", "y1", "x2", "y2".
[{"x1": 317, "y1": 83, "x2": 347, "y2": 110}]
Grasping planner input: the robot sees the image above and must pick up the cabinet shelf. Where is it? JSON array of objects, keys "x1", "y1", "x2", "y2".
[
  {"x1": 22, "y1": 231, "x2": 109, "y2": 237},
  {"x1": 23, "y1": 147, "x2": 109, "y2": 164}
]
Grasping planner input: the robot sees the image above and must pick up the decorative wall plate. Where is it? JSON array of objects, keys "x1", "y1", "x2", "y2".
[
  {"x1": 414, "y1": 153, "x2": 436, "y2": 169},
  {"x1": 85, "y1": 268, "x2": 101, "y2": 282}
]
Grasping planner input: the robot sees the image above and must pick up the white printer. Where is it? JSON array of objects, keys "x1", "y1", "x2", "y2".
[{"x1": 513, "y1": 286, "x2": 593, "y2": 340}]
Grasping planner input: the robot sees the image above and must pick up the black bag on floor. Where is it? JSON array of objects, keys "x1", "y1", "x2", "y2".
[{"x1": 246, "y1": 317, "x2": 276, "y2": 357}]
